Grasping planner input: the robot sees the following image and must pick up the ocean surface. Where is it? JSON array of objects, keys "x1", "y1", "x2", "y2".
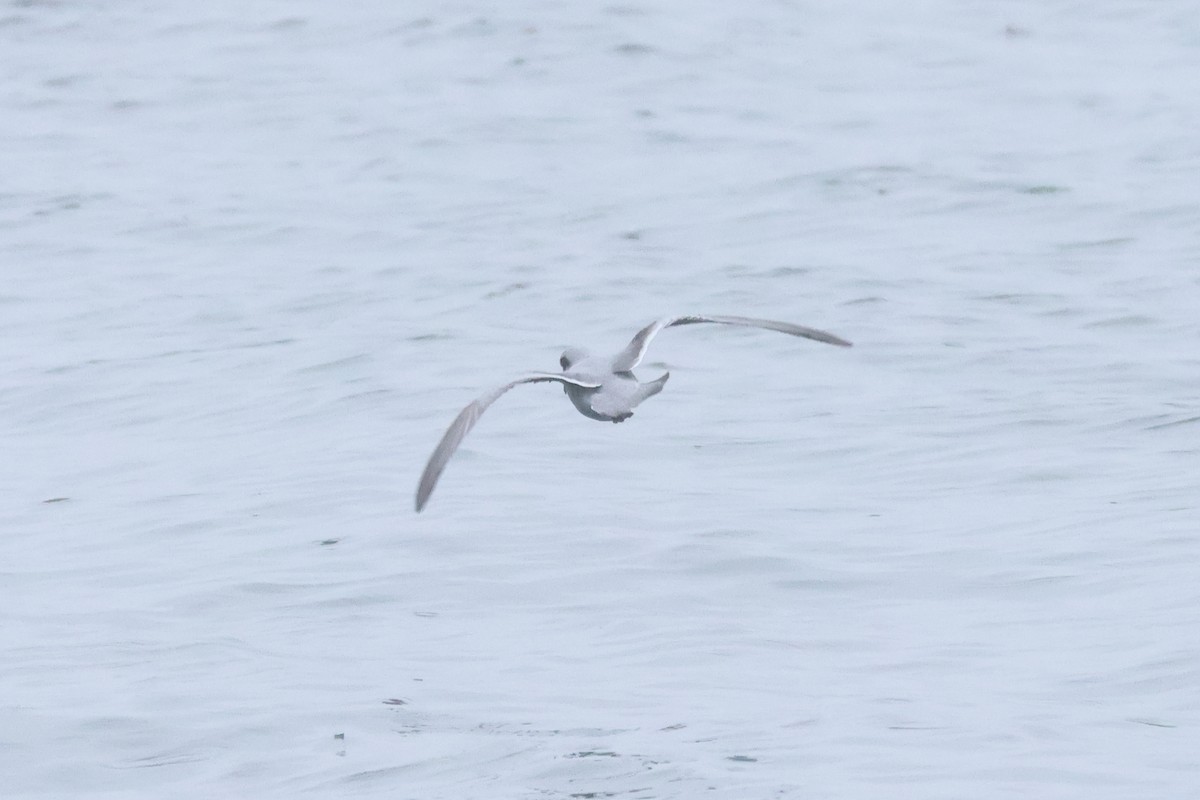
[{"x1": 3, "y1": 1, "x2": 1198, "y2": 797}]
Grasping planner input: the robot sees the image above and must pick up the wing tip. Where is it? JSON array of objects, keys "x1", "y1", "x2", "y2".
[{"x1": 415, "y1": 469, "x2": 438, "y2": 513}]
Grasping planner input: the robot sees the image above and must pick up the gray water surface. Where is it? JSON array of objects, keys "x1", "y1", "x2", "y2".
[{"x1": 3, "y1": 1, "x2": 1198, "y2": 798}]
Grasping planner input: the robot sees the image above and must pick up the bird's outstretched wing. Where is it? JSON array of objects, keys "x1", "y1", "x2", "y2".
[
  {"x1": 416, "y1": 372, "x2": 601, "y2": 512},
  {"x1": 611, "y1": 314, "x2": 852, "y2": 372}
]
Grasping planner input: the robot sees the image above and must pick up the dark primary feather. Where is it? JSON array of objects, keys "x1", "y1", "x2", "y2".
[
  {"x1": 415, "y1": 373, "x2": 599, "y2": 512},
  {"x1": 611, "y1": 314, "x2": 851, "y2": 372}
]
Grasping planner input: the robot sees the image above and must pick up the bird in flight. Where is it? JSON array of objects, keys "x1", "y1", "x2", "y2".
[{"x1": 415, "y1": 314, "x2": 851, "y2": 512}]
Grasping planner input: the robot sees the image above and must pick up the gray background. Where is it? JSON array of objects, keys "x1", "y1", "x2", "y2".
[{"x1": 3, "y1": 1, "x2": 1197, "y2": 797}]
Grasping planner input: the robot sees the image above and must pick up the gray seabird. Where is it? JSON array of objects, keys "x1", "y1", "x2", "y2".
[{"x1": 415, "y1": 314, "x2": 851, "y2": 512}]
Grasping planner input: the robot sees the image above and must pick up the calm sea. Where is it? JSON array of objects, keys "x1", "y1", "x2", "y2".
[{"x1": 3, "y1": 1, "x2": 1197, "y2": 797}]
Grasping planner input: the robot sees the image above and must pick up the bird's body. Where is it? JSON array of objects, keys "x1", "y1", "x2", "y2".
[
  {"x1": 557, "y1": 349, "x2": 669, "y2": 423},
  {"x1": 415, "y1": 314, "x2": 851, "y2": 512}
]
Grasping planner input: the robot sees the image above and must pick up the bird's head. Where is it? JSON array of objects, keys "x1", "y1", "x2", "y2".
[{"x1": 559, "y1": 347, "x2": 589, "y2": 371}]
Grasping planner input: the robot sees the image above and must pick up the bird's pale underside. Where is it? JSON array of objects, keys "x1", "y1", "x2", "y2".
[{"x1": 415, "y1": 314, "x2": 852, "y2": 512}]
